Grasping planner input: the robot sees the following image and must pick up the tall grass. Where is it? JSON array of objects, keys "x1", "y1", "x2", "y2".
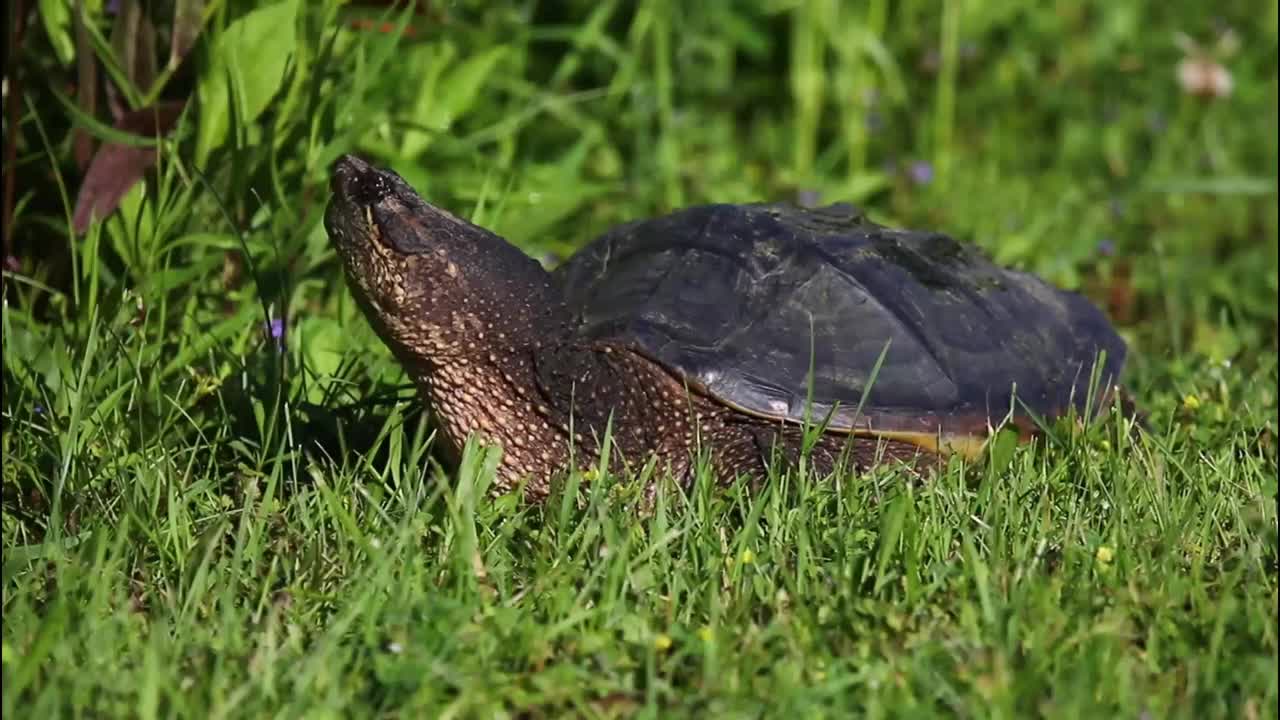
[{"x1": 3, "y1": 1, "x2": 1276, "y2": 716}]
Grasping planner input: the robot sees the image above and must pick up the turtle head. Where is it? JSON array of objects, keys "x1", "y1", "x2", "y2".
[{"x1": 325, "y1": 155, "x2": 570, "y2": 366}]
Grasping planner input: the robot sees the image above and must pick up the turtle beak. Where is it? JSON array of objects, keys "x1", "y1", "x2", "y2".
[
  {"x1": 326, "y1": 155, "x2": 385, "y2": 257},
  {"x1": 330, "y1": 154, "x2": 390, "y2": 207},
  {"x1": 327, "y1": 155, "x2": 444, "y2": 256}
]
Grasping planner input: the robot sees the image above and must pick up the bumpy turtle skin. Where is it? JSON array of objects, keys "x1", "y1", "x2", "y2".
[
  {"x1": 420, "y1": 341, "x2": 930, "y2": 499},
  {"x1": 554, "y1": 203, "x2": 1127, "y2": 439}
]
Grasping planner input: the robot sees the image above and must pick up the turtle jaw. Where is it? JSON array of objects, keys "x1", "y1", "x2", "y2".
[
  {"x1": 325, "y1": 160, "x2": 406, "y2": 309},
  {"x1": 324, "y1": 154, "x2": 396, "y2": 270},
  {"x1": 324, "y1": 156, "x2": 576, "y2": 370},
  {"x1": 325, "y1": 155, "x2": 465, "y2": 366},
  {"x1": 328, "y1": 154, "x2": 492, "y2": 258},
  {"x1": 326, "y1": 154, "x2": 436, "y2": 257}
]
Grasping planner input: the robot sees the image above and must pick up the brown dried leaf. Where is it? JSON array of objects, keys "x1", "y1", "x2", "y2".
[
  {"x1": 73, "y1": 0, "x2": 97, "y2": 170},
  {"x1": 170, "y1": 0, "x2": 206, "y2": 69},
  {"x1": 72, "y1": 100, "x2": 187, "y2": 234},
  {"x1": 110, "y1": 0, "x2": 158, "y2": 97}
]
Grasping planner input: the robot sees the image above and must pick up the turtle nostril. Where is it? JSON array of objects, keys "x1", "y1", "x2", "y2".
[
  {"x1": 354, "y1": 174, "x2": 393, "y2": 206},
  {"x1": 330, "y1": 155, "x2": 390, "y2": 204}
]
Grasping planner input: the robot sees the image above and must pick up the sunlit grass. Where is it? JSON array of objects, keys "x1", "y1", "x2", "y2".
[{"x1": 3, "y1": 1, "x2": 1276, "y2": 716}]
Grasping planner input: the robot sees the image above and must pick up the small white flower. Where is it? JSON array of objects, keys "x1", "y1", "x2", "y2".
[
  {"x1": 1174, "y1": 31, "x2": 1235, "y2": 100},
  {"x1": 1177, "y1": 57, "x2": 1233, "y2": 99}
]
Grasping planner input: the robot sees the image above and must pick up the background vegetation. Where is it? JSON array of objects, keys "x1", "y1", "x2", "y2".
[{"x1": 3, "y1": 0, "x2": 1277, "y2": 716}]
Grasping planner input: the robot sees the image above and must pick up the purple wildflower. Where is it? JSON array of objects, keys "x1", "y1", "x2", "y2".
[
  {"x1": 265, "y1": 317, "x2": 286, "y2": 350},
  {"x1": 1097, "y1": 239, "x2": 1116, "y2": 257},
  {"x1": 908, "y1": 161, "x2": 934, "y2": 186}
]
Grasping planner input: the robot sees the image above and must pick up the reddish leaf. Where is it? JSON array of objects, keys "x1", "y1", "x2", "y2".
[{"x1": 72, "y1": 100, "x2": 187, "y2": 234}]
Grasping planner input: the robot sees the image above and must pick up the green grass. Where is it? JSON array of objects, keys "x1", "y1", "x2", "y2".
[{"x1": 3, "y1": 1, "x2": 1277, "y2": 717}]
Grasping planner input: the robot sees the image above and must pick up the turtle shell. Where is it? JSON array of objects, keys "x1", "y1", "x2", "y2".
[{"x1": 553, "y1": 203, "x2": 1126, "y2": 456}]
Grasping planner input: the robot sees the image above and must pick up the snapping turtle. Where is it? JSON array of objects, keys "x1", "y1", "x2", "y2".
[{"x1": 325, "y1": 155, "x2": 1126, "y2": 499}]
